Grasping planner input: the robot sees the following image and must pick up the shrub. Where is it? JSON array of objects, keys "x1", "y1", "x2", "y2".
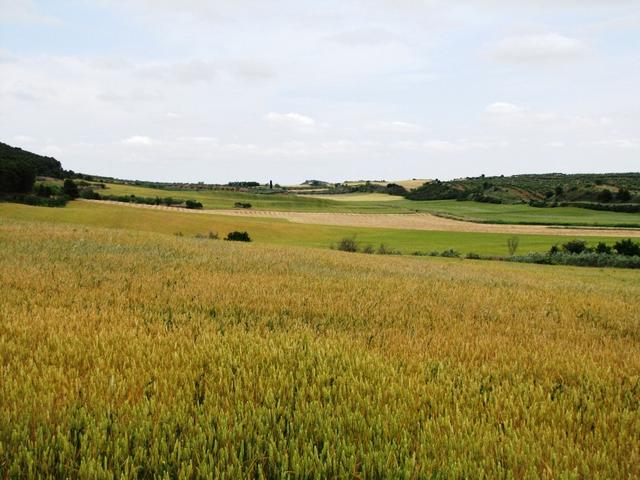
[
  {"x1": 208, "y1": 231, "x2": 219, "y2": 240},
  {"x1": 234, "y1": 202, "x2": 252, "y2": 209},
  {"x1": 466, "y1": 252, "x2": 481, "y2": 260},
  {"x1": 595, "y1": 242, "x2": 612, "y2": 254},
  {"x1": 562, "y1": 239, "x2": 588, "y2": 254},
  {"x1": 35, "y1": 184, "x2": 53, "y2": 197},
  {"x1": 616, "y1": 188, "x2": 632, "y2": 202},
  {"x1": 63, "y1": 179, "x2": 79, "y2": 199},
  {"x1": 361, "y1": 244, "x2": 375, "y2": 254},
  {"x1": 440, "y1": 249, "x2": 461, "y2": 258},
  {"x1": 185, "y1": 199, "x2": 203, "y2": 209},
  {"x1": 79, "y1": 188, "x2": 101, "y2": 200},
  {"x1": 225, "y1": 231, "x2": 252, "y2": 242},
  {"x1": 336, "y1": 236, "x2": 359, "y2": 252},
  {"x1": 0, "y1": 193, "x2": 68, "y2": 207},
  {"x1": 507, "y1": 236, "x2": 519, "y2": 256},
  {"x1": 377, "y1": 243, "x2": 399, "y2": 255},
  {"x1": 597, "y1": 189, "x2": 613, "y2": 203},
  {"x1": 614, "y1": 239, "x2": 640, "y2": 257}
]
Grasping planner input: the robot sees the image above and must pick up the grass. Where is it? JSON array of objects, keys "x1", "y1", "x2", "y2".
[
  {"x1": 96, "y1": 183, "x2": 640, "y2": 226},
  {"x1": 0, "y1": 201, "x2": 627, "y2": 256},
  {"x1": 410, "y1": 200, "x2": 640, "y2": 227},
  {"x1": 1, "y1": 218, "x2": 639, "y2": 477}
]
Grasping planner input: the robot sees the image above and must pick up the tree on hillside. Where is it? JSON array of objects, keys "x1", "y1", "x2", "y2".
[
  {"x1": 597, "y1": 189, "x2": 613, "y2": 203},
  {"x1": 616, "y1": 188, "x2": 631, "y2": 202},
  {"x1": 63, "y1": 179, "x2": 79, "y2": 199},
  {"x1": 0, "y1": 160, "x2": 36, "y2": 193}
]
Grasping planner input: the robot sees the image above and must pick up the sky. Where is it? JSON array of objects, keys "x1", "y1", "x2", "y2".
[{"x1": 1, "y1": 0, "x2": 639, "y2": 184}]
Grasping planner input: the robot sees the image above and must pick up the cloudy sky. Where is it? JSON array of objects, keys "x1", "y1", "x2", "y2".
[{"x1": 1, "y1": 0, "x2": 639, "y2": 183}]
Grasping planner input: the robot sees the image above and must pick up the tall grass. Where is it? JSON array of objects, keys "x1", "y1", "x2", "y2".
[{"x1": 1, "y1": 219, "x2": 639, "y2": 477}]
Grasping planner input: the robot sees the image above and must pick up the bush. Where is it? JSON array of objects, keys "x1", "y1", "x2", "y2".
[
  {"x1": 595, "y1": 242, "x2": 612, "y2": 254},
  {"x1": 208, "y1": 231, "x2": 219, "y2": 240},
  {"x1": 79, "y1": 188, "x2": 101, "y2": 200},
  {"x1": 440, "y1": 249, "x2": 461, "y2": 258},
  {"x1": 336, "y1": 236, "x2": 359, "y2": 252},
  {"x1": 0, "y1": 193, "x2": 68, "y2": 207},
  {"x1": 63, "y1": 179, "x2": 79, "y2": 199},
  {"x1": 510, "y1": 252, "x2": 640, "y2": 269},
  {"x1": 597, "y1": 189, "x2": 613, "y2": 203},
  {"x1": 614, "y1": 239, "x2": 640, "y2": 256},
  {"x1": 234, "y1": 202, "x2": 252, "y2": 209},
  {"x1": 35, "y1": 184, "x2": 53, "y2": 197},
  {"x1": 225, "y1": 231, "x2": 252, "y2": 242},
  {"x1": 465, "y1": 252, "x2": 481, "y2": 260},
  {"x1": 562, "y1": 239, "x2": 588, "y2": 254},
  {"x1": 377, "y1": 243, "x2": 399, "y2": 255},
  {"x1": 616, "y1": 188, "x2": 632, "y2": 202},
  {"x1": 361, "y1": 244, "x2": 375, "y2": 254},
  {"x1": 507, "y1": 236, "x2": 519, "y2": 256},
  {"x1": 185, "y1": 200, "x2": 203, "y2": 209}
]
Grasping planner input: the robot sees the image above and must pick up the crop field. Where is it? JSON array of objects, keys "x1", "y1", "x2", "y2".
[
  {"x1": 96, "y1": 183, "x2": 640, "y2": 227},
  {"x1": 300, "y1": 193, "x2": 402, "y2": 202},
  {"x1": 408, "y1": 200, "x2": 640, "y2": 227},
  {"x1": 0, "y1": 201, "x2": 629, "y2": 256},
  {"x1": 1, "y1": 218, "x2": 639, "y2": 477},
  {"x1": 96, "y1": 183, "x2": 395, "y2": 213}
]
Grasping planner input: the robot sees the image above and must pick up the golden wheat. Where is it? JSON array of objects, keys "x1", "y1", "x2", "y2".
[{"x1": 0, "y1": 219, "x2": 639, "y2": 478}]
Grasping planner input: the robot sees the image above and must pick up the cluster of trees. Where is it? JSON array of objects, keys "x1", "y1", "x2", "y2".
[
  {"x1": 0, "y1": 160, "x2": 36, "y2": 194},
  {"x1": 549, "y1": 238, "x2": 640, "y2": 257},
  {"x1": 85, "y1": 191, "x2": 203, "y2": 209},
  {"x1": 1, "y1": 142, "x2": 78, "y2": 207}
]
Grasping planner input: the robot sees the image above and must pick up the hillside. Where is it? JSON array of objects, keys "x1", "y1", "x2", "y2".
[
  {"x1": 407, "y1": 173, "x2": 640, "y2": 205},
  {"x1": 0, "y1": 142, "x2": 66, "y2": 178}
]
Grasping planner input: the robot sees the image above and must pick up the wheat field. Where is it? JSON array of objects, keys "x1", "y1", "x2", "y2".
[{"x1": 1, "y1": 218, "x2": 639, "y2": 478}]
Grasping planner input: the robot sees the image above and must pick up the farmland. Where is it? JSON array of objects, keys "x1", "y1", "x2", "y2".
[
  {"x1": 1, "y1": 218, "x2": 639, "y2": 477},
  {"x1": 0, "y1": 201, "x2": 632, "y2": 256},
  {"x1": 92, "y1": 182, "x2": 640, "y2": 227}
]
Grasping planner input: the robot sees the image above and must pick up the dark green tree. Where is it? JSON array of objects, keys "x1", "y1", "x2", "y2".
[
  {"x1": 597, "y1": 189, "x2": 613, "y2": 202},
  {"x1": 63, "y1": 179, "x2": 79, "y2": 199},
  {"x1": 614, "y1": 239, "x2": 640, "y2": 256},
  {"x1": 616, "y1": 188, "x2": 631, "y2": 202}
]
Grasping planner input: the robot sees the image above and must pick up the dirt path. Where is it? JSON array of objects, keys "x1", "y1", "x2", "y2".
[{"x1": 86, "y1": 200, "x2": 640, "y2": 237}]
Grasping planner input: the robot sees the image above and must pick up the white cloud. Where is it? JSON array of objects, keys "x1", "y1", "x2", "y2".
[
  {"x1": 42, "y1": 145, "x2": 63, "y2": 156},
  {"x1": 0, "y1": 0, "x2": 60, "y2": 24},
  {"x1": 366, "y1": 121, "x2": 424, "y2": 133},
  {"x1": 488, "y1": 33, "x2": 586, "y2": 63},
  {"x1": 12, "y1": 135, "x2": 35, "y2": 143},
  {"x1": 581, "y1": 139, "x2": 640, "y2": 149},
  {"x1": 265, "y1": 112, "x2": 317, "y2": 128},
  {"x1": 329, "y1": 27, "x2": 403, "y2": 46},
  {"x1": 122, "y1": 136, "x2": 156, "y2": 146},
  {"x1": 485, "y1": 102, "x2": 524, "y2": 114},
  {"x1": 396, "y1": 139, "x2": 509, "y2": 152}
]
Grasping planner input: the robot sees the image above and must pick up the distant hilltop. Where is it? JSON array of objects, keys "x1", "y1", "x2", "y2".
[{"x1": 1, "y1": 141, "x2": 639, "y2": 208}]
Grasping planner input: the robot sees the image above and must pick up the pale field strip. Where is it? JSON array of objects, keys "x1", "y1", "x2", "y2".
[
  {"x1": 87, "y1": 200, "x2": 640, "y2": 237},
  {"x1": 301, "y1": 193, "x2": 402, "y2": 202}
]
